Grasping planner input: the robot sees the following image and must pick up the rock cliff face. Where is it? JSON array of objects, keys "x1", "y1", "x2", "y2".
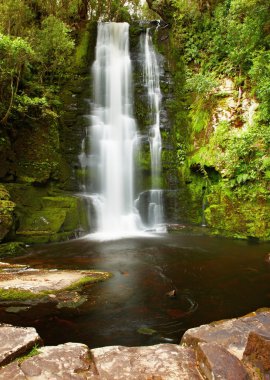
[
  {"x1": 0, "y1": 308, "x2": 269, "y2": 379},
  {"x1": 0, "y1": 24, "x2": 97, "y2": 247},
  {"x1": 1, "y1": 16, "x2": 269, "y2": 244},
  {"x1": 146, "y1": 11, "x2": 270, "y2": 240}
]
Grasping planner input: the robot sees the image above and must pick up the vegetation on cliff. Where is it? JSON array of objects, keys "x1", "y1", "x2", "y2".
[
  {"x1": 0, "y1": 0, "x2": 269, "y2": 242},
  {"x1": 148, "y1": 0, "x2": 270, "y2": 239}
]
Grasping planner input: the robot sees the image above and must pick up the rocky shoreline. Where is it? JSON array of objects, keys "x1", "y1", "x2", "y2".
[
  {"x1": 0, "y1": 308, "x2": 269, "y2": 379},
  {"x1": 0, "y1": 261, "x2": 111, "y2": 310}
]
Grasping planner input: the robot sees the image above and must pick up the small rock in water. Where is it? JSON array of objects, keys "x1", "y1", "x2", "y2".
[
  {"x1": 264, "y1": 253, "x2": 270, "y2": 264},
  {"x1": 166, "y1": 289, "x2": 177, "y2": 298},
  {"x1": 5, "y1": 306, "x2": 30, "y2": 314},
  {"x1": 137, "y1": 327, "x2": 157, "y2": 336}
]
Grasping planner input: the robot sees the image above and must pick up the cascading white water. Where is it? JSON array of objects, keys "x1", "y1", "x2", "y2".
[
  {"x1": 84, "y1": 22, "x2": 143, "y2": 237},
  {"x1": 79, "y1": 22, "x2": 166, "y2": 238},
  {"x1": 143, "y1": 28, "x2": 165, "y2": 230}
]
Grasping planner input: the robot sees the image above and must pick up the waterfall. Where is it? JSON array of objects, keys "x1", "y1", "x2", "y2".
[
  {"x1": 142, "y1": 29, "x2": 165, "y2": 231},
  {"x1": 81, "y1": 22, "x2": 143, "y2": 237},
  {"x1": 79, "y1": 22, "x2": 166, "y2": 238}
]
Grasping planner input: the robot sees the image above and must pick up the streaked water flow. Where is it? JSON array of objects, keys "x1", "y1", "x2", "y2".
[
  {"x1": 142, "y1": 29, "x2": 165, "y2": 231},
  {"x1": 79, "y1": 22, "x2": 165, "y2": 237},
  {"x1": 80, "y1": 22, "x2": 143, "y2": 238}
]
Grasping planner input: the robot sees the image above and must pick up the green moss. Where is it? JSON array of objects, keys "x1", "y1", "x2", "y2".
[
  {"x1": 0, "y1": 242, "x2": 26, "y2": 258},
  {"x1": 74, "y1": 30, "x2": 90, "y2": 70},
  {"x1": 137, "y1": 327, "x2": 157, "y2": 336},
  {"x1": 41, "y1": 196, "x2": 78, "y2": 209},
  {"x1": 56, "y1": 295, "x2": 88, "y2": 309},
  {"x1": 0, "y1": 184, "x2": 10, "y2": 200},
  {"x1": 4, "y1": 183, "x2": 84, "y2": 244},
  {"x1": 17, "y1": 345, "x2": 41, "y2": 364},
  {"x1": 190, "y1": 97, "x2": 211, "y2": 134},
  {"x1": 0, "y1": 272, "x2": 111, "y2": 302},
  {"x1": 204, "y1": 183, "x2": 270, "y2": 240},
  {"x1": 15, "y1": 120, "x2": 61, "y2": 184},
  {"x1": 16, "y1": 210, "x2": 67, "y2": 236},
  {"x1": 0, "y1": 288, "x2": 46, "y2": 301},
  {"x1": 64, "y1": 272, "x2": 112, "y2": 291},
  {"x1": 0, "y1": 185, "x2": 15, "y2": 242}
]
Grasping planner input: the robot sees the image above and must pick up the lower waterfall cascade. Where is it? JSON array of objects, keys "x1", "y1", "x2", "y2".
[{"x1": 79, "y1": 22, "x2": 165, "y2": 238}]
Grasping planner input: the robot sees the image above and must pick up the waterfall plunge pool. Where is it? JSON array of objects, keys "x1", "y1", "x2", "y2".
[{"x1": 1, "y1": 232, "x2": 270, "y2": 348}]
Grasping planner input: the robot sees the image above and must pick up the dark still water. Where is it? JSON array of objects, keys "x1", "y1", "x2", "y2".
[{"x1": 1, "y1": 232, "x2": 270, "y2": 348}]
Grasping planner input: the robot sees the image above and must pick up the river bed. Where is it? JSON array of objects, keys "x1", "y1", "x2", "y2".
[{"x1": 1, "y1": 231, "x2": 270, "y2": 348}]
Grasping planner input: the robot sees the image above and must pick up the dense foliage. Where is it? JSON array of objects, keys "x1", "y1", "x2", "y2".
[
  {"x1": 0, "y1": 0, "x2": 269, "y2": 240},
  {"x1": 159, "y1": 0, "x2": 270, "y2": 187},
  {"x1": 147, "y1": 0, "x2": 270, "y2": 238},
  {"x1": 0, "y1": 0, "x2": 141, "y2": 126}
]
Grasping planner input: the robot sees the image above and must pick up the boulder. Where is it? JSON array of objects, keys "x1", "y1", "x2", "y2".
[
  {"x1": 181, "y1": 308, "x2": 270, "y2": 359},
  {"x1": 0, "y1": 324, "x2": 42, "y2": 366},
  {"x1": 0, "y1": 343, "x2": 95, "y2": 380},
  {"x1": 4, "y1": 184, "x2": 84, "y2": 244},
  {"x1": 91, "y1": 344, "x2": 202, "y2": 379},
  {"x1": 0, "y1": 185, "x2": 15, "y2": 242},
  {"x1": 196, "y1": 342, "x2": 249, "y2": 380},
  {"x1": 1, "y1": 309, "x2": 270, "y2": 379},
  {"x1": 243, "y1": 331, "x2": 270, "y2": 376}
]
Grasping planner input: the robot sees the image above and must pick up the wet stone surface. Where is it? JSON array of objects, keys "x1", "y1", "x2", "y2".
[
  {"x1": 0, "y1": 309, "x2": 270, "y2": 379},
  {"x1": 196, "y1": 342, "x2": 249, "y2": 380},
  {"x1": 0, "y1": 343, "x2": 94, "y2": 380},
  {"x1": 91, "y1": 344, "x2": 202, "y2": 380},
  {"x1": 243, "y1": 331, "x2": 270, "y2": 376},
  {"x1": 181, "y1": 308, "x2": 270, "y2": 359},
  {"x1": 0, "y1": 324, "x2": 42, "y2": 367}
]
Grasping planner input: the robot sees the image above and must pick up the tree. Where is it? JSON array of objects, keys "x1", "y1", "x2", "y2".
[
  {"x1": 0, "y1": 34, "x2": 35, "y2": 124},
  {"x1": 0, "y1": 0, "x2": 33, "y2": 36},
  {"x1": 34, "y1": 16, "x2": 75, "y2": 83}
]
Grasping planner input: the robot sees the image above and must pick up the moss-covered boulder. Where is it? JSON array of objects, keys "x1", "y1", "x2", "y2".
[
  {"x1": 15, "y1": 197, "x2": 83, "y2": 244},
  {"x1": 3, "y1": 184, "x2": 85, "y2": 244},
  {"x1": 204, "y1": 184, "x2": 270, "y2": 240},
  {"x1": 0, "y1": 185, "x2": 15, "y2": 242}
]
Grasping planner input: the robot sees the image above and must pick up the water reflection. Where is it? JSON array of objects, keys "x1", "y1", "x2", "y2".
[{"x1": 1, "y1": 232, "x2": 270, "y2": 348}]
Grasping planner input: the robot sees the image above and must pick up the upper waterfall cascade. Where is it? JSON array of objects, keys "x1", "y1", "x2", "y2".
[{"x1": 79, "y1": 22, "x2": 165, "y2": 238}]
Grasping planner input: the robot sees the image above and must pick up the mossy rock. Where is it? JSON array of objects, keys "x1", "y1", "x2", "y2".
[
  {"x1": 0, "y1": 185, "x2": 15, "y2": 242},
  {"x1": 0, "y1": 242, "x2": 26, "y2": 258},
  {"x1": 41, "y1": 196, "x2": 78, "y2": 209},
  {"x1": 204, "y1": 187, "x2": 270, "y2": 240},
  {"x1": 16, "y1": 231, "x2": 77, "y2": 245},
  {"x1": 5, "y1": 184, "x2": 47, "y2": 210},
  {"x1": 16, "y1": 209, "x2": 67, "y2": 236},
  {"x1": 4, "y1": 183, "x2": 85, "y2": 243},
  {"x1": 0, "y1": 185, "x2": 10, "y2": 201},
  {"x1": 14, "y1": 120, "x2": 61, "y2": 184}
]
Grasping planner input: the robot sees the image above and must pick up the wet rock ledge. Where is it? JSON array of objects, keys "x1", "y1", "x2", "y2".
[
  {"x1": 0, "y1": 309, "x2": 269, "y2": 379},
  {"x1": 0, "y1": 262, "x2": 111, "y2": 309}
]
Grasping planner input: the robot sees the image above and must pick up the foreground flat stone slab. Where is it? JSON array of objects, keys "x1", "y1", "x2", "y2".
[
  {"x1": 0, "y1": 343, "x2": 202, "y2": 379},
  {"x1": 91, "y1": 344, "x2": 202, "y2": 379},
  {"x1": 0, "y1": 343, "x2": 95, "y2": 380},
  {"x1": 181, "y1": 309, "x2": 270, "y2": 359},
  {"x1": 0, "y1": 324, "x2": 42, "y2": 366},
  {"x1": 1, "y1": 309, "x2": 270, "y2": 379}
]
